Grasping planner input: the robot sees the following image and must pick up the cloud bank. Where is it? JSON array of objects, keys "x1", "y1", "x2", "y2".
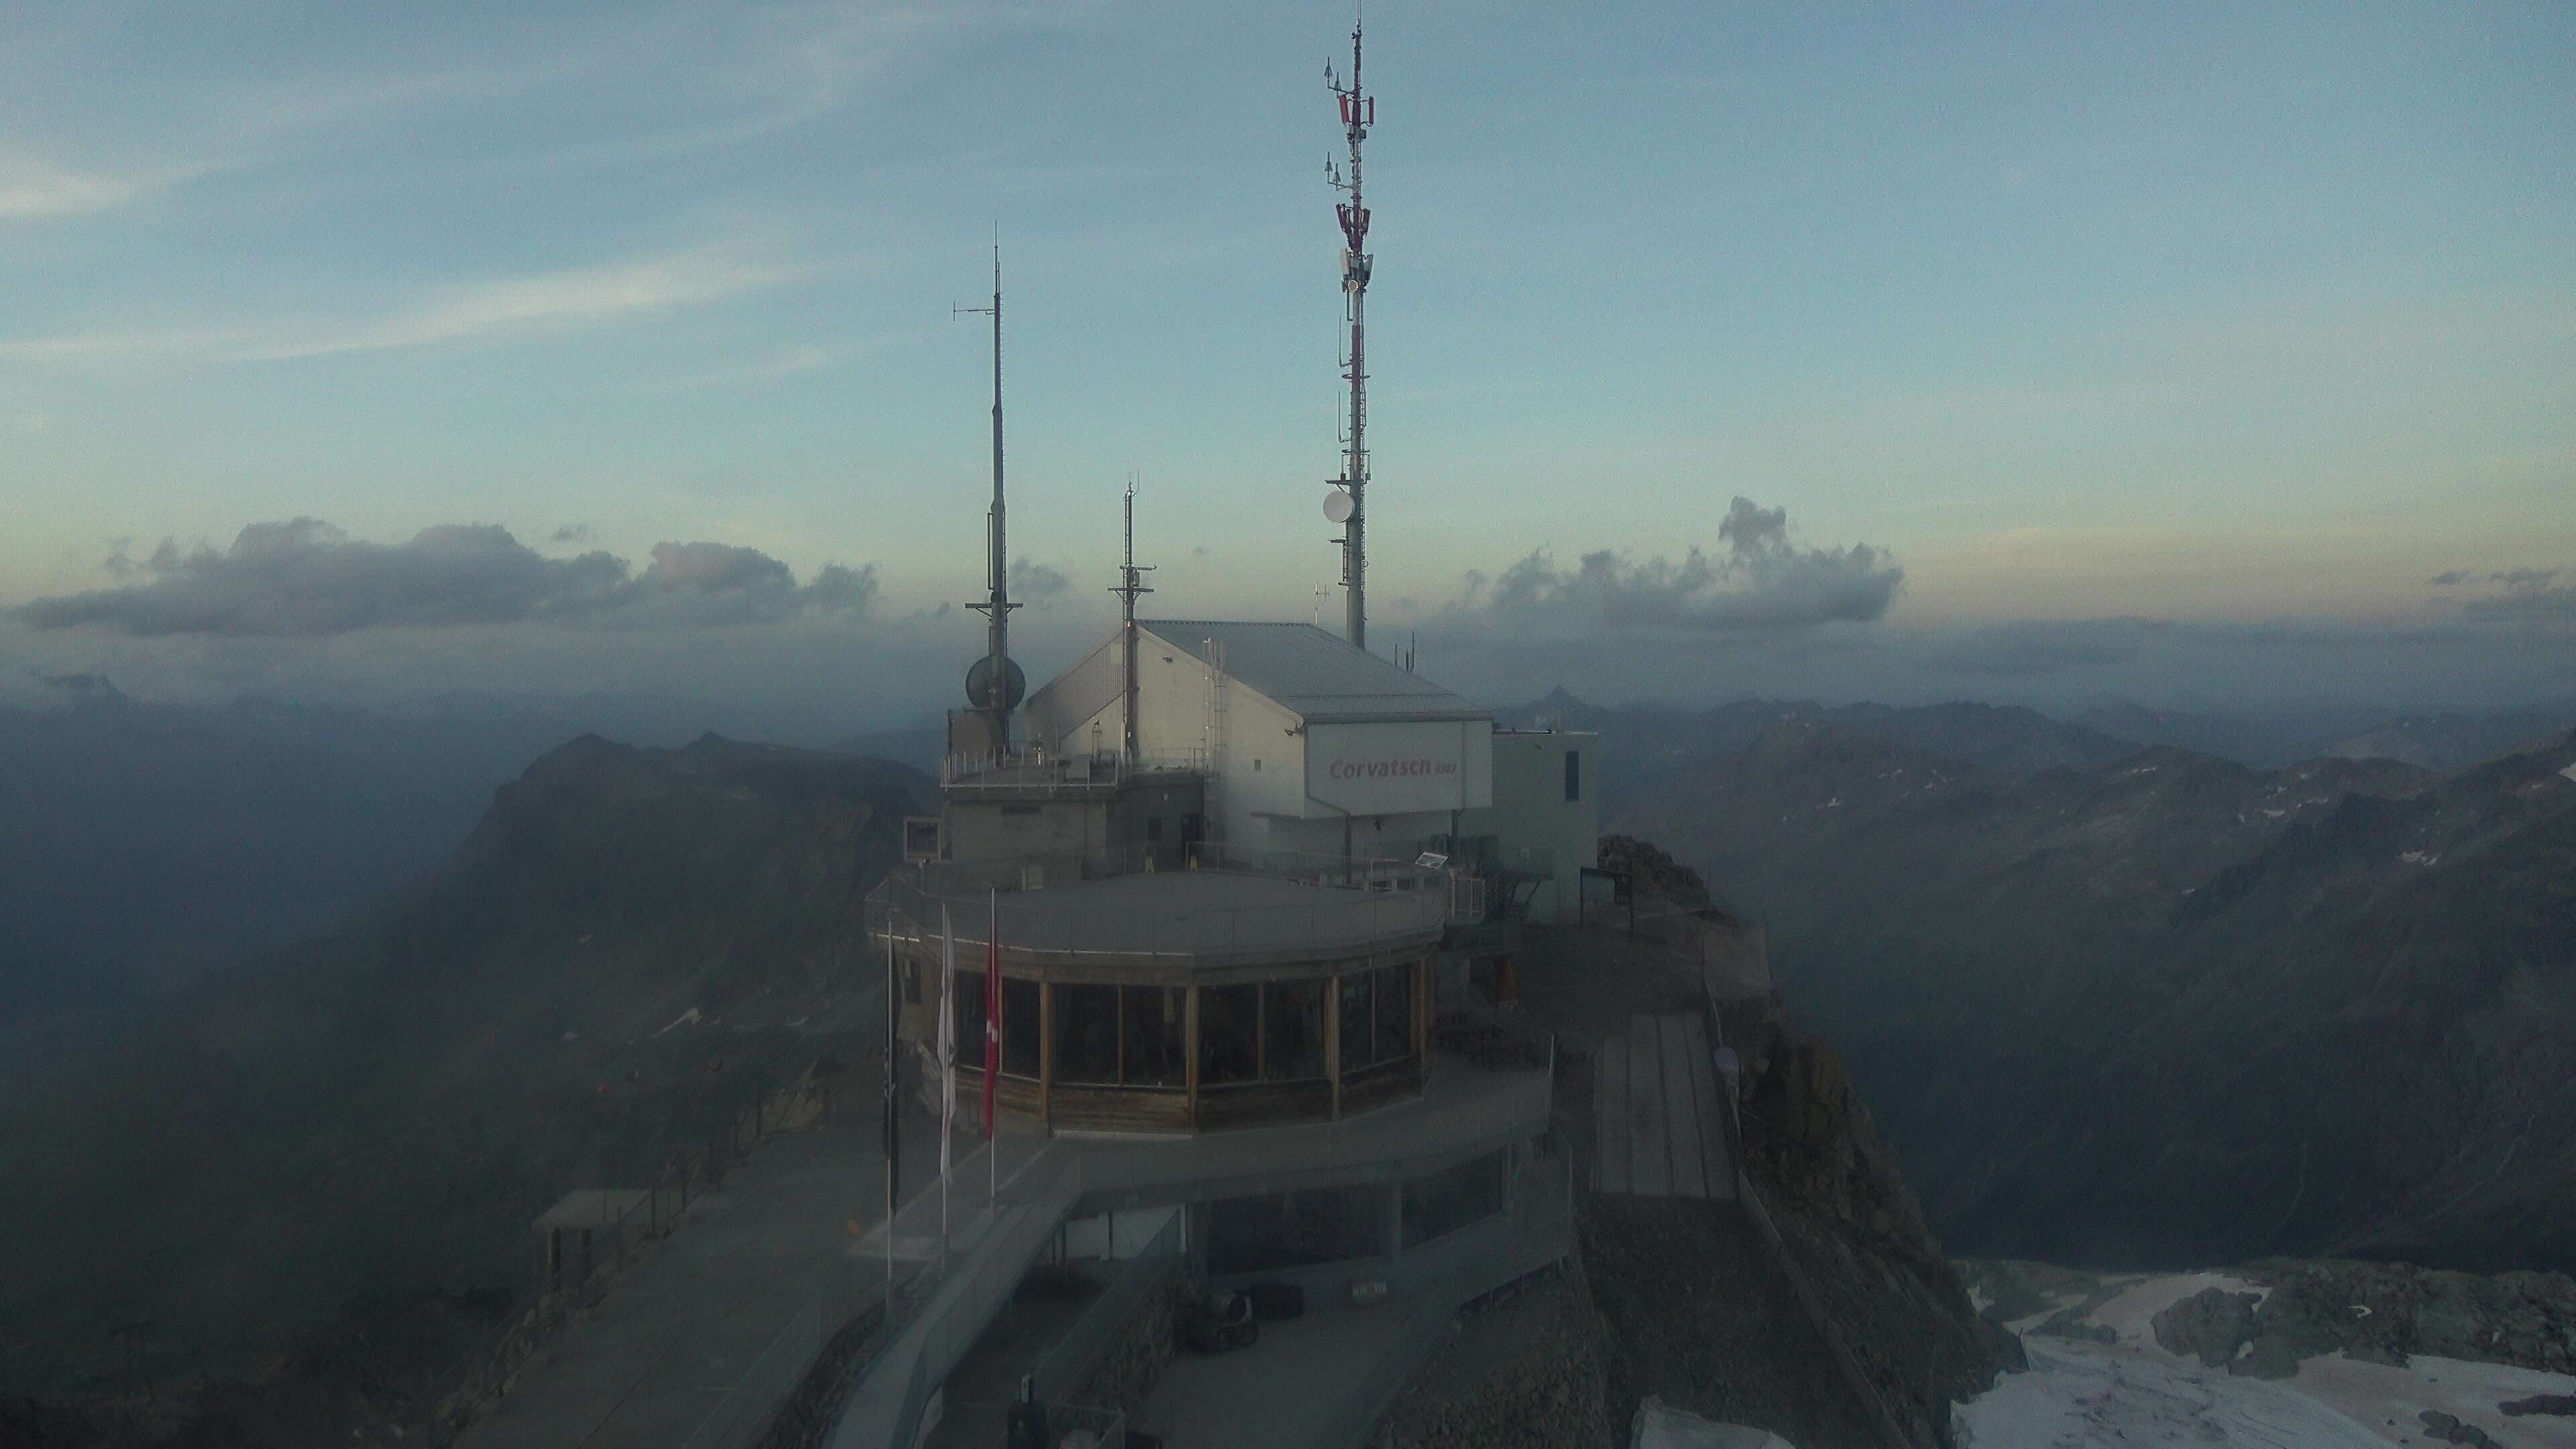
[
  {"x1": 2439, "y1": 566, "x2": 2575, "y2": 620},
  {"x1": 1442, "y1": 496, "x2": 1902, "y2": 637},
  {"x1": 18, "y1": 519, "x2": 873, "y2": 636}
]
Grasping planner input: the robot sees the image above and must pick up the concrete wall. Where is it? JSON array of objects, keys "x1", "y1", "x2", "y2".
[
  {"x1": 945, "y1": 796, "x2": 1104, "y2": 871},
  {"x1": 1460, "y1": 731, "x2": 1598, "y2": 922}
]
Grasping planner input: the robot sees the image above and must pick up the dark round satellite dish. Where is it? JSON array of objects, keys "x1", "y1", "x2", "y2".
[{"x1": 965, "y1": 655, "x2": 1027, "y2": 712}]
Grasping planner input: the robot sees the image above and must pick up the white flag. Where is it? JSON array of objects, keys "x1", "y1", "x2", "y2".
[{"x1": 938, "y1": 905, "x2": 957, "y2": 1187}]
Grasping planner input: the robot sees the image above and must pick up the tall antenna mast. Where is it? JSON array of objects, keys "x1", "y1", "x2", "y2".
[
  {"x1": 1325, "y1": 1, "x2": 1375, "y2": 651},
  {"x1": 1108, "y1": 473, "x2": 1155, "y2": 763},
  {"x1": 957, "y1": 237, "x2": 1022, "y2": 749}
]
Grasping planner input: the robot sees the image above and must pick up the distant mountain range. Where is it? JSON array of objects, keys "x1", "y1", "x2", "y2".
[
  {"x1": 0, "y1": 734, "x2": 926, "y2": 1436},
  {"x1": 1618, "y1": 717, "x2": 2576, "y2": 1273},
  {"x1": 1498, "y1": 688, "x2": 2576, "y2": 820}
]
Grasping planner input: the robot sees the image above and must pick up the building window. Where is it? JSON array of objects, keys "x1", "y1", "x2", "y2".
[
  {"x1": 1207, "y1": 1183, "x2": 1389, "y2": 1275},
  {"x1": 1338, "y1": 962, "x2": 1417, "y2": 1075},
  {"x1": 1055, "y1": 983, "x2": 1119, "y2": 1085},
  {"x1": 950, "y1": 969, "x2": 987, "y2": 1069},
  {"x1": 1200, "y1": 983, "x2": 1259, "y2": 1085},
  {"x1": 1002, "y1": 978, "x2": 1040, "y2": 1077},
  {"x1": 1120, "y1": 985, "x2": 1185, "y2": 1086},
  {"x1": 1564, "y1": 749, "x2": 1582, "y2": 802},
  {"x1": 1263, "y1": 979, "x2": 1326, "y2": 1081}
]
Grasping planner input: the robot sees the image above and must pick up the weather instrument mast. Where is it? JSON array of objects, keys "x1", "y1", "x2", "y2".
[
  {"x1": 1108, "y1": 474, "x2": 1156, "y2": 764},
  {"x1": 957, "y1": 241, "x2": 1022, "y2": 753},
  {"x1": 1325, "y1": 3, "x2": 1375, "y2": 651}
]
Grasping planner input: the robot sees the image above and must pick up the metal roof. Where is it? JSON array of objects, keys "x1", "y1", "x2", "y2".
[{"x1": 1138, "y1": 620, "x2": 1487, "y2": 725}]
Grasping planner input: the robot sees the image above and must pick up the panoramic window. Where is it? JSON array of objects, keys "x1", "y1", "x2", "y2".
[
  {"x1": 1339, "y1": 963, "x2": 1416, "y2": 1074},
  {"x1": 1200, "y1": 982, "x2": 1259, "y2": 1084},
  {"x1": 1055, "y1": 983, "x2": 1118, "y2": 1085},
  {"x1": 1002, "y1": 978, "x2": 1040, "y2": 1077},
  {"x1": 1263, "y1": 979, "x2": 1327, "y2": 1080},
  {"x1": 1119, "y1": 985, "x2": 1184, "y2": 1087},
  {"x1": 949, "y1": 969, "x2": 987, "y2": 1068}
]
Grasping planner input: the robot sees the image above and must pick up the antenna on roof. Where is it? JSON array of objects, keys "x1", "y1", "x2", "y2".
[
  {"x1": 956, "y1": 231, "x2": 1023, "y2": 751},
  {"x1": 1324, "y1": 0, "x2": 1376, "y2": 652},
  {"x1": 1110, "y1": 473, "x2": 1156, "y2": 763}
]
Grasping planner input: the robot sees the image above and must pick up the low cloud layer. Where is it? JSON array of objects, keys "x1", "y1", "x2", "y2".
[
  {"x1": 1444, "y1": 496, "x2": 1902, "y2": 637},
  {"x1": 1924, "y1": 617, "x2": 2165, "y2": 677},
  {"x1": 19, "y1": 519, "x2": 873, "y2": 636},
  {"x1": 2433, "y1": 566, "x2": 2575, "y2": 620}
]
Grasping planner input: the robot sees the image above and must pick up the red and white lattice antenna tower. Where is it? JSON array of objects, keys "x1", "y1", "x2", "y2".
[{"x1": 1324, "y1": 1, "x2": 1376, "y2": 650}]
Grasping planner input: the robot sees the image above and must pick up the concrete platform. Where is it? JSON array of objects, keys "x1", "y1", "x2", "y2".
[
  {"x1": 458, "y1": 1107, "x2": 943, "y2": 1449},
  {"x1": 1136, "y1": 1303, "x2": 1429, "y2": 1449}
]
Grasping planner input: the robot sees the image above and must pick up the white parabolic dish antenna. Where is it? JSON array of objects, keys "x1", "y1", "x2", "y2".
[{"x1": 1323, "y1": 489, "x2": 1354, "y2": 524}]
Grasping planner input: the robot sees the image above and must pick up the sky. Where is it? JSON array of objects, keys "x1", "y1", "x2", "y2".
[{"x1": 3, "y1": 0, "x2": 2571, "y2": 736}]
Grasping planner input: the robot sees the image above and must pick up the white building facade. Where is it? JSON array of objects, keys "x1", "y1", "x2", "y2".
[{"x1": 1023, "y1": 621, "x2": 1493, "y2": 863}]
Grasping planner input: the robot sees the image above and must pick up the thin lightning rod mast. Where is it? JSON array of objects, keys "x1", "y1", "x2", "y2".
[
  {"x1": 957, "y1": 240, "x2": 1019, "y2": 747},
  {"x1": 1108, "y1": 474, "x2": 1155, "y2": 764},
  {"x1": 1326, "y1": 2, "x2": 1375, "y2": 650}
]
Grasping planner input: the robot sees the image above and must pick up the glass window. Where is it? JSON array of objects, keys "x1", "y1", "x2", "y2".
[
  {"x1": 1373, "y1": 962, "x2": 1415, "y2": 1065},
  {"x1": 1120, "y1": 985, "x2": 1185, "y2": 1087},
  {"x1": 1338, "y1": 964, "x2": 1417, "y2": 1073},
  {"x1": 1056, "y1": 983, "x2": 1119, "y2": 1085},
  {"x1": 1263, "y1": 979, "x2": 1326, "y2": 1081},
  {"x1": 1207, "y1": 1183, "x2": 1389, "y2": 1275},
  {"x1": 1402, "y1": 1151, "x2": 1507, "y2": 1249},
  {"x1": 1002, "y1": 978, "x2": 1039, "y2": 1077},
  {"x1": 1200, "y1": 983, "x2": 1259, "y2": 1085},
  {"x1": 1338, "y1": 973, "x2": 1373, "y2": 1075},
  {"x1": 951, "y1": 969, "x2": 987, "y2": 1069}
]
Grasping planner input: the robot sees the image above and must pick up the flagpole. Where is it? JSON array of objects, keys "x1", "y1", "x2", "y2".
[
  {"x1": 987, "y1": 887, "x2": 1001, "y2": 1203},
  {"x1": 884, "y1": 932, "x2": 898, "y2": 1295},
  {"x1": 939, "y1": 905, "x2": 955, "y2": 1267}
]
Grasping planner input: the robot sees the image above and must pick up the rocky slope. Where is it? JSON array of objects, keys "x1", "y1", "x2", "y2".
[
  {"x1": 0, "y1": 735, "x2": 926, "y2": 1444},
  {"x1": 1621, "y1": 721, "x2": 2576, "y2": 1273}
]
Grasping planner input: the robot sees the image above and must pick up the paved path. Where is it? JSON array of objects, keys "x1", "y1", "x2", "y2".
[
  {"x1": 1593, "y1": 1013, "x2": 1734, "y2": 1200},
  {"x1": 459, "y1": 1106, "x2": 943, "y2": 1449},
  {"x1": 1137, "y1": 1305, "x2": 1428, "y2": 1449}
]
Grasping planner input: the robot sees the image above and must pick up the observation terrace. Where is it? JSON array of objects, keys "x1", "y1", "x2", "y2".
[{"x1": 867, "y1": 846, "x2": 1484, "y2": 1134}]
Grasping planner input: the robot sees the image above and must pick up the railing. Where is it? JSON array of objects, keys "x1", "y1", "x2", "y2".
[
  {"x1": 1031, "y1": 1212, "x2": 1183, "y2": 1403},
  {"x1": 1315, "y1": 1142, "x2": 1576, "y2": 1449},
  {"x1": 868, "y1": 869, "x2": 1450, "y2": 965},
  {"x1": 941, "y1": 747, "x2": 1208, "y2": 788},
  {"x1": 437, "y1": 1064, "x2": 830, "y2": 1440},
  {"x1": 854, "y1": 1145, "x2": 1088, "y2": 1449},
  {"x1": 677, "y1": 1259, "x2": 866, "y2": 1449}
]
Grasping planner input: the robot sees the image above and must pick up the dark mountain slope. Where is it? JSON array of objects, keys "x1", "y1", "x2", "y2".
[
  {"x1": 1621, "y1": 722, "x2": 2576, "y2": 1270},
  {"x1": 1495, "y1": 692, "x2": 2143, "y2": 817},
  {"x1": 0, "y1": 734, "x2": 928, "y2": 1424}
]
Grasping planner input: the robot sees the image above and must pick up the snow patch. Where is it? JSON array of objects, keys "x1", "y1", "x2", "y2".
[
  {"x1": 1958, "y1": 1271, "x2": 2576, "y2": 1448},
  {"x1": 2400, "y1": 851, "x2": 2439, "y2": 865}
]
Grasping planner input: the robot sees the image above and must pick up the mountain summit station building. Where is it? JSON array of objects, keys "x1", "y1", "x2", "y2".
[{"x1": 871, "y1": 619, "x2": 1593, "y2": 1136}]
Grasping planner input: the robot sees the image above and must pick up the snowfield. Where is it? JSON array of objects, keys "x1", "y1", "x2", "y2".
[{"x1": 1956, "y1": 1272, "x2": 2576, "y2": 1447}]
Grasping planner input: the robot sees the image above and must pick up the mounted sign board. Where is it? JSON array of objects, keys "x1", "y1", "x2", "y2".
[
  {"x1": 1303, "y1": 720, "x2": 1492, "y2": 817},
  {"x1": 902, "y1": 815, "x2": 946, "y2": 863}
]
